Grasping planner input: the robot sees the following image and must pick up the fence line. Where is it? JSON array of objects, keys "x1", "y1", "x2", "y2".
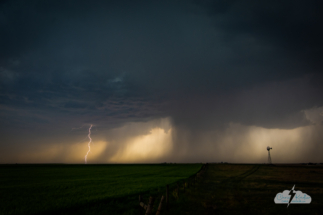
[{"x1": 138, "y1": 163, "x2": 208, "y2": 214}]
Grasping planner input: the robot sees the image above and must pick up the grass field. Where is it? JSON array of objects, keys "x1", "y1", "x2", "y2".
[{"x1": 0, "y1": 164, "x2": 202, "y2": 215}]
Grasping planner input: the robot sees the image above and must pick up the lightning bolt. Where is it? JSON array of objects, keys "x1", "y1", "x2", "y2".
[
  {"x1": 287, "y1": 185, "x2": 296, "y2": 207},
  {"x1": 84, "y1": 124, "x2": 93, "y2": 164}
]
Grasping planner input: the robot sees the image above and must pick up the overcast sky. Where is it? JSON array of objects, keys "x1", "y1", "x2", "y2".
[{"x1": 1, "y1": 0, "x2": 323, "y2": 163}]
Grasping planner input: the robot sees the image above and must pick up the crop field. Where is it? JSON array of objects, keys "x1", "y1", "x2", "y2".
[{"x1": 0, "y1": 164, "x2": 202, "y2": 215}]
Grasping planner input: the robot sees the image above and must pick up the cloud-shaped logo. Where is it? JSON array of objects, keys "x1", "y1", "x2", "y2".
[{"x1": 274, "y1": 185, "x2": 311, "y2": 207}]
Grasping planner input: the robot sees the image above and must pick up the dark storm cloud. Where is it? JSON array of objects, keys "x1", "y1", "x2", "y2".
[
  {"x1": 197, "y1": 0, "x2": 323, "y2": 61},
  {"x1": 1, "y1": 0, "x2": 323, "y2": 163}
]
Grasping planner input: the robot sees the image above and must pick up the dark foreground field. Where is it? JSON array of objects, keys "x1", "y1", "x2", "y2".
[
  {"x1": 1, "y1": 164, "x2": 322, "y2": 215},
  {"x1": 0, "y1": 164, "x2": 201, "y2": 215},
  {"x1": 168, "y1": 164, "x2": 323, "y2": 215}
]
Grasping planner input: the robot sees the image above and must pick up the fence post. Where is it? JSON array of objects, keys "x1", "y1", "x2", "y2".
[
  {"x1": 145, "y1": 196, "x2": 155, "y2": 215},
  {"x1": 139, "y1": 195, "x2": 148, "y2": 211},
  {"x1": 155, "y1": 195, "x2": 165, "y2": 215}
]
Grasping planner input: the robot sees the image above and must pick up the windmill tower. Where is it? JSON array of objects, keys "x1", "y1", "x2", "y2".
[{"x1": 267, "y1": 146, "x2": 272, "y2": 164}]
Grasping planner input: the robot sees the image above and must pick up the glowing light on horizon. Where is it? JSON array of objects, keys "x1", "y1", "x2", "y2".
[
  {"x1": 84, "y1": 124, "x2": 93, "y2": 164},
  {"x1": 109, "y1": 127, "x2": 173, "y2": 163}
]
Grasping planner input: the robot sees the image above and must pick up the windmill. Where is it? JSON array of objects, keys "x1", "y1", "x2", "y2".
[{"x1": 267, "y1": 146, "x2": 272, "y2": 164}]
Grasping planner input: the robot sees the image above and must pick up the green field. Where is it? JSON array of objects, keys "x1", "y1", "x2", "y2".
[{"x1": 0, "y1": 164, "x2": 202, "y2": 215}]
